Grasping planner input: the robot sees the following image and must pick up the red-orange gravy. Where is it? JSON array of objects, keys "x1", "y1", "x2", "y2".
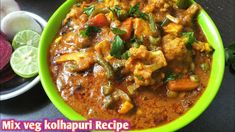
[{"x1": 49, "y1": 0, "x2": 213, "y2": 129}]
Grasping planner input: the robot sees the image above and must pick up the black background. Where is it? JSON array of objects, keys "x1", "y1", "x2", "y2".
[{"x1": 1, "y1": 0, "x2": 235, "y2": 131}]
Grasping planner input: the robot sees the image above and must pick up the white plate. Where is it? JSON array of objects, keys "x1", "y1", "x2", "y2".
[{"x1": 0, "y1": 11, "x2": 47, "y2": 100}]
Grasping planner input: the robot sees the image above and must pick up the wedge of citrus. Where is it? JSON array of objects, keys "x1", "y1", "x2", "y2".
[
  {"x1": 12, "y1": 30, "x2": 40, "y2": 49},
  {"x1": 10, "y1": 46, "x2": 38, "y2": 78}
]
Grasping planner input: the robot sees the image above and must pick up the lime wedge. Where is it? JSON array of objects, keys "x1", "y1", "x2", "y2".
[
  {"x1": 10, "y1": 46, "x2": 38, "y2": 78},
  {"x1": 12, "y1": 30, "x2": 40, "y2": 49}
]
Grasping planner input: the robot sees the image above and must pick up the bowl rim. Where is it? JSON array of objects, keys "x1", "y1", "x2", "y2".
[
  {"x1": 39, "y1": 0, "x2": 225, "y2": 131},
  {"x1": 0, "y1": 11, "x2": 47, "y2": 101}
]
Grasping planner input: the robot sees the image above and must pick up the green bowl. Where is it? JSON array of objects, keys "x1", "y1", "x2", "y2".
[{"x1": 39, "y1": 0, "x2": 225, "y2": 131}]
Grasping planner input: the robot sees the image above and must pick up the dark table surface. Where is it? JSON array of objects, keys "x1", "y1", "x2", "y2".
[{"x1": 1, "y1": 0, "x2": 235, "y2": 131}]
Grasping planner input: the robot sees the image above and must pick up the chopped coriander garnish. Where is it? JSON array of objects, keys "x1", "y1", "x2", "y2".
[
  {"x1": 121, "y1": 51, "x2": 131, "y2": 60},
  {"x1": 129, "y1": 3, "x2": 148, "y2": 20},
  {"x1": 164, "y1": 72, "x2": 178, "y2": 83},
  {"x1": 80, "y1": 26, "x2": 101, "y2": 37},
  {"x1": 130, "y1": 35, "x2": 143, "y2": 48},
  {"x1": 110, "y1": 36, "x2": 125, "y2": 58},
  {"x1": 110, "y1": 6, "x2": 128, "y2": 21},
  {"x1": 83, "y1": 5, "x2": 95, "y2": 16},
  {"x1": 111, "y1": 28, "x2": 127, "y2": 35},
  {"x1": 182, "y1": 32, "x2": 196, "y2": 49},
  {"x1": 110, "y1": 4, "x2": 148, "y2": 20},
  {"x1": 129, "y1": 4, "x2": 139, "y2": 15},
  {"x1": 131, "y1": 35, "x2": 142, "y2": 43}
]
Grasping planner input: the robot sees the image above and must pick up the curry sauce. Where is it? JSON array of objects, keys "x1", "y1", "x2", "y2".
[{"x1": 49, "y1": 0, "x2": 213, "y2": 129}]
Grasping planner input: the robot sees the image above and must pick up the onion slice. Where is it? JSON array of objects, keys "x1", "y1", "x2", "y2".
[
  {"x1": 1, "y1": 11, "x2": 42, "y2": 39},
  {"x1": 0, "y1": 0, "x2": 20, "y2": 21}
]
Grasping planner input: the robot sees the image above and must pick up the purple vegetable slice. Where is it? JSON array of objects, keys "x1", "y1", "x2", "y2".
[
  {"x1": 0, "y1": 64, "x2": 15, "y2": 84},
  {"x1": 0, "y1": 33, "x2": 12, "y2": 70}
]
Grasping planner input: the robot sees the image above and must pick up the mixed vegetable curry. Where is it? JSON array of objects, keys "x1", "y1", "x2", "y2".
[{"x1": 49, "y1": 0, "x2": 213, "y2": 129}]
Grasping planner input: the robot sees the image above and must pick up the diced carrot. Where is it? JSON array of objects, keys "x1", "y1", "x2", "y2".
[
  {"x1": 167, "y1": 78, "x2": 199, "y2": 91},
  {"x1": 88, "y1": 13, "x2": 109, "y2": 27},
  {"x1": 120, "y1": 18, "x2": 133, "y2": 41}
]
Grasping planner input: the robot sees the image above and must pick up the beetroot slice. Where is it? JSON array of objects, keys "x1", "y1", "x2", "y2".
[
  {"x1": 0, "y1": 64, "x2": 15, "y2": 84},
  {"x1": 0, "y1": 33, "x2": 12, "y2": 70}
]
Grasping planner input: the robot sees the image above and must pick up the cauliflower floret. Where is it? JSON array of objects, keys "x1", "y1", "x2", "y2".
[
  {"x1": 163, "y1": 23, "x2": 183, "y2": 35},
  {"x1": 162, "y1": 34, "x2": 188, "y2": 61},
  {"x1": 133, "y1": 18, "x2": 155, "y2": 38},
  {"x1": 133, "y1": 63, "x2": 155, "y2": 86},
  {"x1": 125, "y1": 45, "x2": 149, "y2": 71},
  {"x1": 143, "y1": 0, "x2": 174, "y2": 13},
  {"x1": 125, "y1": 45, "x2": 167, "y2": 86}
]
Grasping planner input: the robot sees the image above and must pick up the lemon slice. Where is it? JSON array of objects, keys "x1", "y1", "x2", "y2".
[
  {"x1": 12, "y1": 30, "x2": 40, "y2": 49},
  {"x1": 10, "y1": 46, "x2": 38, "y2": 78}
]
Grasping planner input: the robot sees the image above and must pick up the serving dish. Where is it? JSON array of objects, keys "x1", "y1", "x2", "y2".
[
  {"x1": 39, "y1": 0, "x2": 224, "y2": 131},
  {"x1": 0, "y1": 11, "x2": 47, "y2": 101}
]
